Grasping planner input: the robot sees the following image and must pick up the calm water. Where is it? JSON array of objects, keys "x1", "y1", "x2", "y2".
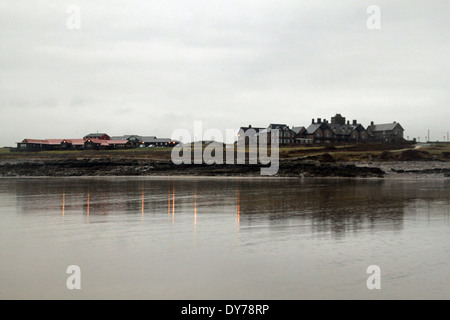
[{"x1": 0, "y1": 176, "x2": 449, "y2": 300}]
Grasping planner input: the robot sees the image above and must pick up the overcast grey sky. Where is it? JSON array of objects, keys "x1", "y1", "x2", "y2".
[{"x1": 0, "y1": 0, "x2": 449, "y2": 146}]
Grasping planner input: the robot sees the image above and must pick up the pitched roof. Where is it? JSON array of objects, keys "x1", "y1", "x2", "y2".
[
  {"x1": 305, "y1": 123, "x2": 325, "y2": 134},
  {"x1": 86, "y1": 133, "x2": 108, "y2": 136},
  {"x1": 22, "y1": 139, "x2": 79, "y2": 145},
  {"x1": 140, "y1": 137, "x2": 172, "y2": 143},
  {"x1": 291, "y1": 126, "x2": 305, "y2": 134},
  {"x1": 84, "y1": 133, "x2": 110, "y2": 139},
  {"x1": 111, "y1": 135, "x2": 148, "y2": 140},
  {"x1": 368, "y1": 123, "x2": 403, "y2": 132},
  {"x1": 63, "y1": 139, "x2": 85, "y2": 145},
  {"x1": 45, "y1": 139, "x2": 65, "y2": 145},
  {"x1": 329, "y1": 123, "x2": 357, "y2": 136},
  {"x1": 239, "y1": 126, "x2": 265, "y2": 133},
  {"x1": 268, "y1": 124, "x2": 288, "y2": 130},
  {"x1": 86, "y1": 138, "x2": 129, "y2": 145},
  {"x1": 22, "y1": 139, "x2": 47, "y2": 144}
]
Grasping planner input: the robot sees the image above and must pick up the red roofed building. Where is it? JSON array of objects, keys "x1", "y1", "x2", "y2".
[
  {"x1": 17, "y1": 132, "x2": 144, "y2": 151},
  {"x1": 83, "y1": 133, "x2": 110, "y2": 140}
]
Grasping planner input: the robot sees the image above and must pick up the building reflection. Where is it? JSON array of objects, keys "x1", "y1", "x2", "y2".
[
  {"x1": 172, "y1": 186, "x2": 175, "y2": 224},
  {"x1": 141, "y1": 190, "x2": 144, "y2": 218},
  {"x1": 62, "y1": 192, "x2": 65, "y2": 218},
  {"x1": 7, "y1": 177, "x2": 450, "y2": 235},
  {"x1": 236, "y1": 190, "x2": 240, "y2": 231},
  {"x1": 87, "y1": 192, "x2": 90, "y2": 223},
  {"x1": 232, "y1": 179, "x2": 413, "y2": 237},
  {"x1": 167, "y1": 185, "x2": 176, "y2": 223},
  {"x1": 194, "y1": 189, "x2": 197, "y2": 227}
]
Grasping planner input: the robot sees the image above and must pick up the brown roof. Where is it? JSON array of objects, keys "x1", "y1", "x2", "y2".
[
  {"x1": 86, "y1": 139, "x2": 129, "y2": 145},
  {"x1": 22, "y1": 139, "x2": 47, "y2": 144},
  {"x1": 63, "y1": 139, "x2": 85, "y2": 145}
]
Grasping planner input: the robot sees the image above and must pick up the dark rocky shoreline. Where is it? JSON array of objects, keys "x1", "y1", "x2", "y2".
[
  {"x1": 1, "y1": 158, "x2": 450, "y2": 178},
  {"x1": 0, "y1": 158, "x2": 386, "y2": 178}
]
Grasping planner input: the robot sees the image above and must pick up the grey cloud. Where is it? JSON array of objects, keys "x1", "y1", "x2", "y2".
[{"x1": 0, "y1": 0, "x2": 449, "y2": 146}]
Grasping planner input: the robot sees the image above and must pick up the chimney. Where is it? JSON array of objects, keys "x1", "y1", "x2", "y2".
[
  {"x1": 312, "y1": 119, "x2": 315, "y2": 124},
  {"x1": 353, "y1": 120, "x2": 357, "y2": 125},
  {"x1": 317, "y1": 118, "x2": 322, "y2": 124},
  {"x1": 248, "y1": 124, "x2": 252, "y2": 128},
  {"x1": 347, "y1": 120, "x2": 350, "y2": 125},
  {"x1": 371, "y1": 121, "x2": 374, "y2": 126}
]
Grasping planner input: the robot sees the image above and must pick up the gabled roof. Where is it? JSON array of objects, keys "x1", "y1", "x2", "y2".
[
  {"x1": 86, "y1": 133, "x2": 108, "y2": 136},
  {"x1": 84, "y1": 133, "x2": 110, "y2": 139},
  {"x1": 63, "y1": 139, "x2": 85, "y2": 145},
  {"x1": 85, "y1": 138, "x2": 129, "y2": 145},
  {"x1": 140, "y1": 137, "x2": 172, "y2": 143},
  {"x1": 45, "y1": 139, "x2": 65, "y2": 145},
  {"x1": 22, "y1": 139, "x2": 83, "y2": 145},
  {"x1": 139, "y1": 136, "x2": 158, "y2": 141},
  {"x1": 305, "y1": 124, "x2": 321, "y2": 134},
  {"x1": 305, "y1": 122, "x2": 331, "y2": 134},
  {"x1": 368, "y1": 123, "x2": 403, "y2": 132},
  {"x1": 238, "y1": 127, "x2": 265, "y2": 138},
  {"x1": 268, "y1": 123, "x2": 288, "y2": 130},
  {"x1": 291, "y1": 126, "x2": 305, "y2": 134},
  {"x1": 239, "y1": 126, "x2": 265, "y2": 133},
  {"x1": 329, "y1": 123, "x2": 361, "y2": 136},
  {"x1": 21, "y1": 139, "x2": 47, "y2": 144},
  {"x1": 111, "y1": 135, "x2": 133, "y2": 140}
]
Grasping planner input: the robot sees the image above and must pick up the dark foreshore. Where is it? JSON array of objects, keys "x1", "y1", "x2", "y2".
[
  {"x1": 0, "y1": 157, "x2": 385, "y2": 178},
  {"x1": 1, "y1": 157, "x2": 450, "y2": 178},
  {"x1": 1, "y1": 143, "x2": 450, "y2": 178}
]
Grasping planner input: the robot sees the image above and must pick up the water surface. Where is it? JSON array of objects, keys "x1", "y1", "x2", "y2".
[{"x1": 0, "y1": 176, "x2": 448, "y2": 299}]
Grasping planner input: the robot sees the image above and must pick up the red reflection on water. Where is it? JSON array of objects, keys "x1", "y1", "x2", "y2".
[
  {"x1": 172, "y1": 186, "x2": 175, "y2": 224},
  {"x1": 237, "y1": 190, "x2": 240, "y2": 231}
]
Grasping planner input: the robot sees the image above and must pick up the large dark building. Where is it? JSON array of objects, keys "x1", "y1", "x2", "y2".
[
  {"x1": 367, "y1": 122, "x2": 405, "y2": 143},
  {"x1": 237, "y1": 114, "x2": 405, "y2": 146}
]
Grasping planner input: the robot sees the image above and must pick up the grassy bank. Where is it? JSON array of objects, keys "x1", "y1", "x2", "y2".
[{"x1": 1, "y1": 143, "x2": 449, "y2": 162}]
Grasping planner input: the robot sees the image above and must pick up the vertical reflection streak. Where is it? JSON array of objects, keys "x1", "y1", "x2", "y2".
[
  {"x1": 87, "y1": 192, "x2": 90, "y2": 224},
  {"x1": 141, "y1": 190, "x2": 144, "y2": 220},
  {"x1": 62, "y1": 192, "x2": 65, "y2": 218},
  {"x1": 194, "y1": 190, "x2": 197, "y2": 228},
  {"x1": 172, "y1": 186, "x2": 175, "y2": 224},
  {"x1": 237, "y1": 189, "x2": 240, "y2": 231},
  {"x1": 168, "y1": 189, "x2": 171, "y2": 219}
]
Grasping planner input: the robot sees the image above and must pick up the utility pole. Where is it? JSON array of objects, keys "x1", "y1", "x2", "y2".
[{"x1": 428, "y1": 129, "x2": 430, "y2": 142}]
